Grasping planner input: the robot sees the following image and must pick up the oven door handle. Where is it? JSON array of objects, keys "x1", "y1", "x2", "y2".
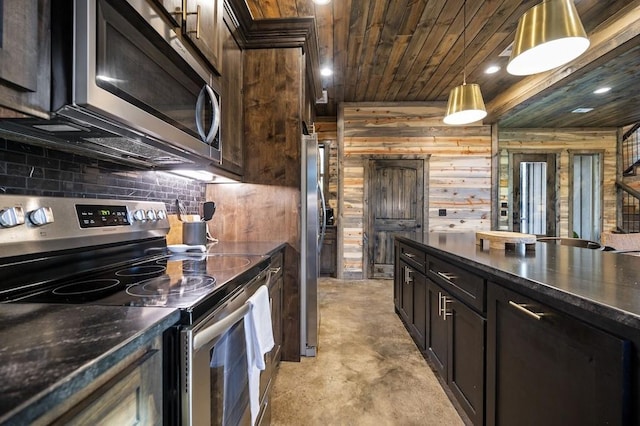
[{"x1": 193, "y1": 302, "x2": 251, "y2": 351}]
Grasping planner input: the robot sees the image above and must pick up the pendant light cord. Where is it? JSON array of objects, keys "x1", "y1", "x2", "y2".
[{"x1": 463, "y1": 0, "x2": 466, "y2": 86}]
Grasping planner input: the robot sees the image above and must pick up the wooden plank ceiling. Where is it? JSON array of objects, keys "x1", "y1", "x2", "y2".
[{"x1": 244, "y1": 0, "x2": 640, "y2": 128}]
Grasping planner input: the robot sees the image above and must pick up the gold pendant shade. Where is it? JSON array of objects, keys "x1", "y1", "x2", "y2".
[
  {"x1": 507, "y1": 0, "x2": 589, "y2": 76},
  {"x1": 443, "y1": 83, "x2": 487, "y2": 125},
  {"x1": 443, "y1": 0, "x2": 487, "y2": 126}
]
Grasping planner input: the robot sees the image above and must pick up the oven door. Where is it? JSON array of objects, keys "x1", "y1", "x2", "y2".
[
  {"x1": 183, "y1": 310, "x2": 251, "y2": 426},
  {"x1": 64, "y1": 0, "x2": 221, "y2": 161},
  {"x1": 180, "y1": 270, "x2": 270, "y2": 426}
]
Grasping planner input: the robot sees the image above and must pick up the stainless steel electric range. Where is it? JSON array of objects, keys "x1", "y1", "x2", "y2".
[{"x1": 0, "y1": 195, "x2": 277, "y2": 425}]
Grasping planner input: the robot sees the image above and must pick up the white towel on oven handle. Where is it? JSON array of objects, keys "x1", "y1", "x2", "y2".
[{"x1": 245, "y1": 285, "x2": 274, "y2": 425}]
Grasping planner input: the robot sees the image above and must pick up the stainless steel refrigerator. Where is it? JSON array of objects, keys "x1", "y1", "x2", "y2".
[{"x1": 300, "y1": 133, "x2": 326, "y2": 357}]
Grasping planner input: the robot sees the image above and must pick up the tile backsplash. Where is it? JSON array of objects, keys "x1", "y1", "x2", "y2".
[{"x1": 0, "y1": 138, "x2": 205, "y2": 214}]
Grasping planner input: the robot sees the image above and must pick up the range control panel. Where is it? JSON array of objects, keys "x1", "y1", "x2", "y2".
[
  {"x1": 0, "y1": 195, "x2": 169, "y2": 258},
  {"x1": 76, "y1": 204, "x2": 131, "y2": 228}
]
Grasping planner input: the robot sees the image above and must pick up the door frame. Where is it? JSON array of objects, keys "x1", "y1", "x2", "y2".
[
  {"x1": 509, "y1": 150, "x2": 561, "y2": 236},
  {"x1": 568, "y1": 149, "x2": 605, "y2": 241},
  {"x1": 363, "y1": 154, "x2": 430, "y2": 279}
]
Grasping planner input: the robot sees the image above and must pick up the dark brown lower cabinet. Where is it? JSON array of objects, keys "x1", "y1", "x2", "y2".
[
  {"x1": 398, "y1": 260, "x2": 427, "y2": 349},
  {"x1": 320, "y1": 226, "x2": 337, "y2": 277},
  {"x1": 398, "y1": 260, "x2": 414, "y2": 326},
  {"x1": 487, "y1": 283, "x2": 631, "y2": 425},
  {"x1": 427, "y1": 280, "x2": 485, "y2": 426},
  {"x1": 412, "y1": 271, "x2": 427, "y2": 350}
]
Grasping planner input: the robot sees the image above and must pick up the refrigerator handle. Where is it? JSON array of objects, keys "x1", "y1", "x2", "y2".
[{"x1": 318, "y1": 182, "x2": 327, "y2": 251}]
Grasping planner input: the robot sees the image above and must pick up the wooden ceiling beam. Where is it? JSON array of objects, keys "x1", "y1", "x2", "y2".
[{"x1": 485, "y1": 1, "x2": 640, "y2": 124}]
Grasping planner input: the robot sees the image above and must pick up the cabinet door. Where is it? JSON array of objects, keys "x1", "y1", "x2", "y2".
[
  {"x1": 487, "y1": 283, "x2": 630, "y2": 425},
  {"x1": 0, "y1": 0, "x2": 50, "y2": 117},
  {"x1": 52, "y1": 349, "x2": 162, "y2": 425},
  {"x1": 184, "y1": 0, "x2": 223, "y2": 72},
  {"x1": 448, "y1": 297, "x2": 485, "y2": 426},
  {"x1": 153, "y1": 0, "x2": 183, "y2": 26},
  {"x1": 219, "y1": 18, "x2": 244, "y2": 175},
  {"x1": 427, "y1": 280, "x2": 447, "y2": 378},
  {"x1": 412, "y1": 271, "x2": 427, "y2": 350},
  {"x1": 320, "y1": 227, "x2": 337, "y2": 277},
  {"x1": 399, "y1": 262, "x2": 414, "y2": 326},
  {"x1": 394, "y1": 243, "x2": 402, "y2": 311}
]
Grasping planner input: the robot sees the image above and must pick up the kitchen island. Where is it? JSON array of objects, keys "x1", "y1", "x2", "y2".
[{"x1": 395, "y1": 233, "x2": 640, "y2": 426}]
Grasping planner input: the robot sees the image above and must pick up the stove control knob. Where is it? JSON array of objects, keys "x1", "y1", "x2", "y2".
[
  {"x1": 28, "y1": 206, "x2": 55, "y2": 226},
  {"x1": 133, "y1": 209, "x2": 147, "y2": 222},
  {"x1": 0, "y1": 206, "x2": 25, "y2": 228},
  {"x1": 146, "y1": 210, "x2": 157, "y2": 221},
  {"x1": 156, "y1": 210, "x2": 167, "y2": 220}
]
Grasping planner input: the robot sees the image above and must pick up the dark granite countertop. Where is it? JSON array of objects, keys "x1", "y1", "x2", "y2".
[
  {"x1": 0, "y1": 240, "x2": 285, "y2": 424},
  {"x1": 0, "y1": 304, "x2": 179, "y2": 425},
  {"x1": 205, "y1": 240, "x2": 286, "y2": 256},
  {"x1": 398, "y1": 233, "x2": 640, "y2": 330}
]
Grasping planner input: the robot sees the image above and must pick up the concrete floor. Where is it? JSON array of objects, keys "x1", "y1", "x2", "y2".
[{"x1": 271, "y1": 278, "x2": 464, "y2": 426}]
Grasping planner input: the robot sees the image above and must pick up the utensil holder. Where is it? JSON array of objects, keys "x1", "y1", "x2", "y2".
[{"x1": 182, "y1": 221, "x2": 207, "y2": 246}]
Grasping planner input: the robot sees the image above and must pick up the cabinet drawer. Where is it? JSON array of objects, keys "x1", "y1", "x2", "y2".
[
  {"x1": 398, "y1": 243, "x2": 426, "y2": 273},
  {"x1": 427, "y1": 256, "x2": 485, "y2": 313}
]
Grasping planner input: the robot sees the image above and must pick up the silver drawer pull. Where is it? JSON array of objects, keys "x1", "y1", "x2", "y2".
[
  {"x1": 404, "y1": 252, "x2": 416, "y2": 259},
  {"x1": 436, "y1": 271, "x2": 457, "y2": 282},
  {"x1": 508, "y1": 301, "x2": 543, "y2": 321},
  {"x1": 404, "y1": 266, "x2": 413, "y2": 285}
]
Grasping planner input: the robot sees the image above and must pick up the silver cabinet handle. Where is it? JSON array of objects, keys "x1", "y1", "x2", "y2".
[
  {"x1": 508, "y1": 301, "x2": 543, "y2": 320},
  {"x1": 439, "y1": 293, "x2": 452, "y2": 320},
  {"x1": 438, "y1": 292, "x2": 452, "y2": 319},
  {"x1": 436, "y1": 271, "x2": 458, "y2": 282},
  {"x1": 195, "y1": 84, "x2": 220, "y2": 145},
  {"x1": 269, "y1": 267, "x2": 282, "y2": 274},
  {"x1": 404, "y1": 252, "x2": 416, "y2": 259},
  {"x1": 404, "y1": 266, "x2": 413, "y2": 285}
]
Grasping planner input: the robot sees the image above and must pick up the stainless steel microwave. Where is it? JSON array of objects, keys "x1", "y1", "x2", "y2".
[{"x1": 0, "y1": 0, "x2": 221, "y2": 168}]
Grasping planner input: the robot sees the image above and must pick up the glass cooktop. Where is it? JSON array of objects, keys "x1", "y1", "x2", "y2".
[{"x1": 8, "y1": 253, "x2": 268, "y2": 311}]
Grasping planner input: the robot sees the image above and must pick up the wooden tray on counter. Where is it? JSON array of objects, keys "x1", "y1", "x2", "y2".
[{"x1": 476, "y1": 231, "x2": 536, "y2": 251}]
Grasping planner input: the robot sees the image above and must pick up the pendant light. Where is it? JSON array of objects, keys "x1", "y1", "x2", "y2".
[
  {"x1": 507, "y1": 0, "x2": 589, "y2": 76},
  {"x1": 444, "y1": 1, "x2": 487, "y2": 125}
]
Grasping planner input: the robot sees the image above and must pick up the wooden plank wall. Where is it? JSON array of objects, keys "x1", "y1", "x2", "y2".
[
  {"x1": 340, "y1": 102, "x2": 492, "y2": 279},
  {"x1": 498, "y1": 129, "x2": 618, "y2": 239}
]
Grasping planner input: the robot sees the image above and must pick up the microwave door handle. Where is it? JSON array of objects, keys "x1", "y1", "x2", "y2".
[
  {"x1": 192, "y1": 302, "x2": 250, "y2": 351},
  {"x1": 195, "y1": 84, "x2": 220, "y2": 144}
]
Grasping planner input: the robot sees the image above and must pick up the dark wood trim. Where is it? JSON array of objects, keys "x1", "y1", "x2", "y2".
[
  {"x1": 491, "y1": 123, "x2": 499, "y2": 230},
  {"x1": 225, "y1": 0, "x2": 321, "y2": 101}
]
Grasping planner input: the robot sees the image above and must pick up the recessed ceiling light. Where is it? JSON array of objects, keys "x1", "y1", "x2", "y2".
[
  {"x1": 593, "y1": 87, "x2": 611, "y2": 94},
  {"x1": 485, "y1": 65, "x2": 501, "y2": 74},
  {"x1": 572, "y1": 107, "x2": 594, "y2": 113},
  {"x1": 313, "y1": 0, "x2": 331, "y2": 4},
  {"x1": 320, "y1": 67, "x2": 333, "y2": 76}
]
